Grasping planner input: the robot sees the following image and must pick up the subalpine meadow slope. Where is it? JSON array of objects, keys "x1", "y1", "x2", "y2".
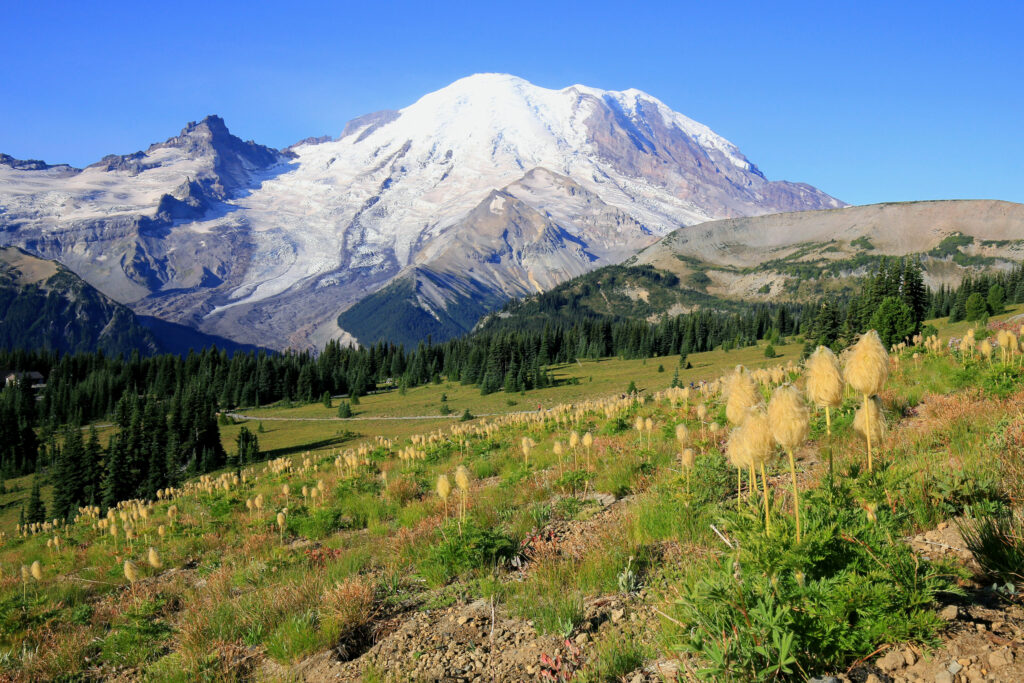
[{"x1": 2, "y1": 307, "x2": 1024, "y2": 681}]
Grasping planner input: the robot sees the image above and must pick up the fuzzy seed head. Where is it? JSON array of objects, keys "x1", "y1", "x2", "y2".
[
  {"x1": 844, "y1": 331, "x2": 889, "y2": 397},
  {"x1": 979, "y1": 339, "x2": 993, "y2": 359},
  {"x1": 30, "y1": 560, "x2": 42, "y2": 581},
  {"x1": 569, "y1": 432, "x2": 580, "y2": 449},
  {"x1": 157, "y1": 524, "x2": 165, "y2": 537},
  {"x1": 853, "y1": 396, "x2": 886, "y2": 443},
  {"x1": 455, "y1": 466, "x2": 471, "y2": 492},
  {"x1": 124, "y1": 560, "x2": 138, "y2": 583},
  {"x1": 148, "y1": 547, "x2": 162, "y2": 569},
  {"x1": 553, "y1": 441, "x2": 564, "y2": 456},
  {"x1": 725, "y1": 369, "x2": 762, "y2": 425},
  {"x1": 767, "y1": 385, "x2": 810, "y2": 451},
  {"x1": 680, "y1": 448, "x2": 696, "y2": 469},
  {"x1": 436, "y1": 475, "x2": 451, "y2": 502},
  {"x1": 696, "y1": 404, "x2": 708, "y2": 421},
  {"x1": 634, "y1": 416, "x2": 644, "y2": 432},
  {"x1": 276, "y1": 511, "x2": 286, "y2": 531},
  {"x1": 726, "y1": 426, "x2": 751, "y2": 469},
  {"x1": 675, "y1": 423, "x2": 689, "y2": 445},
  {"x1": 805, "y1": 346, "x2": 844, "y2": 408},
  {"x1": 738, "y1": 408, "x2": 774, "y2": 466},
  {"x1": 582, "y1": 432, "x2": 593, "y2": 448},
  {"x1": 20, "y1": 565, "x2": 29, "y2": 581}
]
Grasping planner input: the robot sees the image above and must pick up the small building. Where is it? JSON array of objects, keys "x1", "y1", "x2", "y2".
[{"x1": 4, "y1": 371, "x2": 45, "y2": 388}]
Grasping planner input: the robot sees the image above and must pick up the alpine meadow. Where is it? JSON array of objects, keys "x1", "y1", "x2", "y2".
[{"x1": 2, "y1": 4, "x2": 1024, "y2": 681}]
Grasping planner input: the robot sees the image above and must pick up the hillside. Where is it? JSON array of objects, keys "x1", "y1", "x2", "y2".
[
  {"x1": 0, "y1": 74, "x2": 841, "y2": 350},
  {"x1": 0, "y1": 247, "x2": 264, "y2": 356},
  {"x1": 0, "y1": 247, "x2": 160, "y2": 355},
  {"x1": 631, "y1": 199, "x2": 1024, "y2": 301},
  {"x1": 479, "y1": 200, "x2": 1024, "y2": 331},
  {"x1": 3, "y1": 311, "x2": 1024, "y2": 680},
  {"x1": 474, "y1": 264, "x2": 734, "y2": 334}
]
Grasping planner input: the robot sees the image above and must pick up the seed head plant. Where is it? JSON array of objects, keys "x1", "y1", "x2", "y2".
[
  {"x1": 680, "y1": 447, "x2": 696, "y2": 494},
  {"x1": 767, "y1": 385, "x2": 810, "y2": 542},
  {"x1": 744, "y1": 408, "x2": 775, "y2": 532},
  {"x1": 805, "y1": 346, "x2": 844, "y2": 436},
  {"x1": 455, "y1": 465, "x2": 471, "y2": 534},
  {"x1": 853, "y1": 396, "x2": 886, "y2": 453},
  {"x1": 843, "y1": 330, "x2": 889, "y2": 472},
  {"x1": 979, "y1": 339, "x2": 993, "y2": 365},
  {"x1": 675, "y1": 423, "x2": 689, "y2": 447},
  {"x1": 695, "y1": 403, "x2": 708, "y2": 437},
  {"x1": 277, "y1": 511, "x2": 287, "y2": 542},
  {"x1": 726, "y1": 425, "x2": 751, "y2": 504},
  {"x1": 30, "y1": 560, "x2": 42, "y2": 581},
  {"x1": 436, "y1": 474, "x2": 452, "y2": 521},
  {"x1": 726, "y1": 368, "x2": 761, "y2": 426},
  {"x1": 148, "y1": 547, "x2": 162, "y2": 569},
  {"x1": 521, "y1": 437, "x2": 534, "y2": 465}
]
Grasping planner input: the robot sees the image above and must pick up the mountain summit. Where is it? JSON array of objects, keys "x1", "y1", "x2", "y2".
[{"x1": 0, "y1": 74, "x2": 843, "y2": 349}]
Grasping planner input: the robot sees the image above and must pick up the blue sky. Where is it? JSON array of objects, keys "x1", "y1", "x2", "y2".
[{"x1": 2, "y1": 1, "x2": 1020, "y2": 206}]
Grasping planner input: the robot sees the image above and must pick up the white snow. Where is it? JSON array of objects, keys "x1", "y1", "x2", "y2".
[{"x1": 0, "y1": 73, "x2": 814, "y2": 318}]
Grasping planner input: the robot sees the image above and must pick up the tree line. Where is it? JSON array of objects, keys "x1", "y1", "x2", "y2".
[{"x1": 3, "y1": 256, "x2": 1016, "y2": 521}]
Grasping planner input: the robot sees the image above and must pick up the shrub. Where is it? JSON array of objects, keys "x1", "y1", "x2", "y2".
[
  {"x1": 671, "y1": 481, "x2": 964, "y2": 681},
  {"x1": 418, "y1": 521, "x2": 518, "y2": 586},
  {"x1": 600, "y1": 416, "x2": 630, "y2": 435},
  {"x1": 287, "y1": 506, "x2": 350, "y2": 539},
  {"x1": 383, "y1": 475, "x2": 422, "y2": 506}
]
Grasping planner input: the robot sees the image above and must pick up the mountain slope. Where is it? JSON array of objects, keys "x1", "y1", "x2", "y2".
[
  {"x1": 481, "y1": 200, "x2": 1024, "y2": 328},
  {"x1": 0, "y1": 247, "x2": 262, "y2": 355},
  {"x1": 630, "y1": 199, "x2": 1024, "y2": 301},
  {"x1": 0, "y1": 247, "x2": 160, "y2": 355},
  {"x1": 0, "y1": 74, "x2": 843, "y2": 349}
]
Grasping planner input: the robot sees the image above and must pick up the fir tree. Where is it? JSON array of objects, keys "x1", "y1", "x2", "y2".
[{"x1": 26, "y1": 477, "x2": 46, "y2": 524}]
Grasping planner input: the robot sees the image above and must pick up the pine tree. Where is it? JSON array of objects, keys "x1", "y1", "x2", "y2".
[
  {"x1": 965, "y1": 292, "x2": 988, "y2": 322},
  {"x1": 101, "y1": 441, "x2": 129, "y2": 511},
  {"x1": 51, "y1": 426, "x2": 85, "y2": 521},
  {"x1": 26, "y1": 476, "x2": 46, "y2": 524},
  {"x1": 988, "y1": 283, "x2": 1006, "y2": 315},
  {"x1": 235, "y1": 427, "x2": 260, "y2": 467}
]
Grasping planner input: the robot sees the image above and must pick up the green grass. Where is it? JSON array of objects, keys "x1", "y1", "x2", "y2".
[{"x1": 3, "y1": 318, "x2": 1024, "y2": 679}]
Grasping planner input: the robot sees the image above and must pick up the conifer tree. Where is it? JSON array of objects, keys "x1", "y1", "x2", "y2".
[{"x1": 26, "y1": 477, "x2": 46, "y2": 524}]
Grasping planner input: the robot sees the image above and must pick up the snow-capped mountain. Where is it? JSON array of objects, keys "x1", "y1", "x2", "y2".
[{"x1": 0, "y1": 74, "x2": 843, "y2": 349}]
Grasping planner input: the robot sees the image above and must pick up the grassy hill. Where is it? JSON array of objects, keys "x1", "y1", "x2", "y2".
[
  {"x1": 2, "y1": 309, "x2": 1024, "y2": 680},
  {"x1": 478, "y1": 201, "x2": 1024, "y2": 330}
]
